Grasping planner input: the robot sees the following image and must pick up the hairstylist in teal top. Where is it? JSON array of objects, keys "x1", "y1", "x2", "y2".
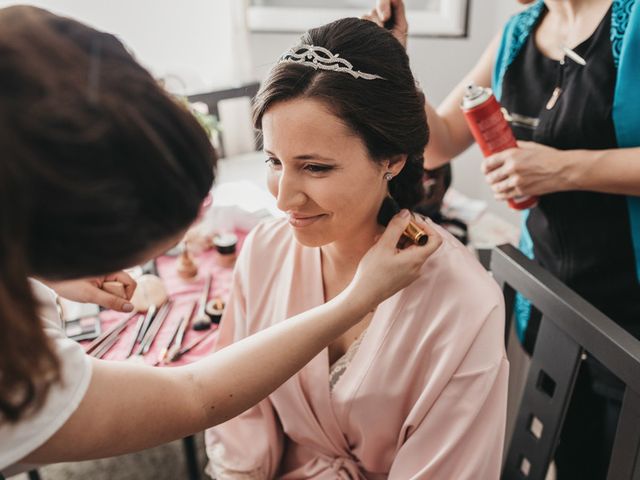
[{"x1": 369, "y1": 0, "x2": 640, "y2": 478}]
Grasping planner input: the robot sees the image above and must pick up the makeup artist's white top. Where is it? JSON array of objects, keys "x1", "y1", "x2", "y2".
[{"x1": 0, "y1": 280, "x2": 93, "y2": 477}]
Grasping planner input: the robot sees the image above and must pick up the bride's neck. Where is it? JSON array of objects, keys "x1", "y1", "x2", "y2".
[{"x1": 320, "y1": 222, "x2": 383, "y2": 286}]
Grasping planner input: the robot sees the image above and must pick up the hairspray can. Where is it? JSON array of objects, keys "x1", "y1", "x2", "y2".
[{"x1": 461, "y1": 82, "x2": 538, "y2": 210}]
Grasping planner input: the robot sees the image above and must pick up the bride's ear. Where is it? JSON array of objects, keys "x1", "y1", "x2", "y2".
[{"x1": 384, "y1": 154, "x2": 407, "y2": 177}]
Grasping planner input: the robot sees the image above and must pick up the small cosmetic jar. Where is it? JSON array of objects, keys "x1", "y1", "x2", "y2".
[
  {"x1": 214, "y1": 233, "x2": 238, "y2": 268},
  {"x1": 205, "y1": 298, "x2": 225, "y2": 324}
]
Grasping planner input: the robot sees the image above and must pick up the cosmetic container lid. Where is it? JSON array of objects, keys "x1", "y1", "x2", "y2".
[{"x1": 214, "y1": 233, "x2": 238, "y2": 255}]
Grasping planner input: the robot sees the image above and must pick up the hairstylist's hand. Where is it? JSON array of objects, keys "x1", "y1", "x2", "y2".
[
  {"x1": 482, "y1": 141, "x2": 571, "y2": 199},
  {"x1": 362, "y1": 0, "x2": 408, "y2": 48},
  {"x1": 351, "y1": 210, "x2": 442, "y2": 311},
  {"x1": 44, "y1": 271, "x2": 137, "y2": 312}
]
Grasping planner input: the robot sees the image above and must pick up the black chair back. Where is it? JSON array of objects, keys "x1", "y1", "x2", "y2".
[
  {"x1": 492, "y1": 245, "x2": 640, "y2": 480},
  {"x1": 188, "y1": 82, "x2": 261, "y2": 157}
]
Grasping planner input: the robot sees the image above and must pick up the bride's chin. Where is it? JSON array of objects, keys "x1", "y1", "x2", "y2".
[{"x1": 290, "y1": 228, "x2": 331, "y2": 248}]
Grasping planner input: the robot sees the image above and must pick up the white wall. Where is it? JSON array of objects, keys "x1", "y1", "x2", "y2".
[
  {"x1": 249, "y1": 0, "x2": 524, "y2": 225},
  {"x1": 0, "y1": 0, "x2": 247, "y2": 94}
]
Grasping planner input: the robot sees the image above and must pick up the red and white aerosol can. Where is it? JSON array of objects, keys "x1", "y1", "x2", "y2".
[{"x1": 461, "y1": 82, "x2": 538, "y2": 210}]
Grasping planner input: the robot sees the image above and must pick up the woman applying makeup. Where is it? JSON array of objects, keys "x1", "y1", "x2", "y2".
[
  {"x1": 204, "y1": 18, "x2": 509, "y2": 479},
  {"x1": 0, "y1": 7, "x2": 441, "y2": 477}
]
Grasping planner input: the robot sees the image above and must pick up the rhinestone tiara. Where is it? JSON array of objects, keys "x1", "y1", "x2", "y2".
[{"x1": 278, "y1": 44, "x2": 384, "y2": 81}]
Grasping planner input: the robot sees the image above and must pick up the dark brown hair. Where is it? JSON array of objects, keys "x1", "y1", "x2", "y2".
[
  {"x1": 0, "y1": 6, "x2": 216, "y2": 422},
  {"x1": 253, "y1": 17, "x2": 429, "y2": 208}
]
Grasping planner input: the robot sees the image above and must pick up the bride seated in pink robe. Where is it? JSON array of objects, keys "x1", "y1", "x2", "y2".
[{"x1": 205, "y1": 17, "x2": 509, "y2": 480}]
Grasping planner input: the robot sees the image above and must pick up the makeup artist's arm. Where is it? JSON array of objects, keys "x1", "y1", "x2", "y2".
[
  {"x1": 24, "y1": 213, "x2": 442, "y2": 463},
  {"x1": 484, "y1": 142, "x2": 640, "y2": 199},
  {"x1": 369, "y1": 0, "x2": 498, "y2": 169}
]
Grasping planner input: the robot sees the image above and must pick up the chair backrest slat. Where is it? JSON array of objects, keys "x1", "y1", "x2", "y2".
[
  {"x1": 502, "y1": 318, "x2": 582, "y2": 479},
  {"x1": 188, "y1": 83, "x2": 261, "y2": 157},
  {"x1": 188, "y1": 83, "x2": 260, "y2": 120},
  {"x1": 607, "y1": 388, "x2": 640, "y2": 479}
]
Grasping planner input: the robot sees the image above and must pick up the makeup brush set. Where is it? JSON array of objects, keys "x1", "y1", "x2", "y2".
[
  {"x1": 77, "y1": 229, "x2": 243, "y2": 363},
  {"x1": 155, "y1": 302, "x2": 217, "y2": 366},
  {"x1": 154, "y1": 274, "x2": 224, "y2": 365},
  {"x1": 85, "y1": 272, "x2": 225, "y2": 364}
]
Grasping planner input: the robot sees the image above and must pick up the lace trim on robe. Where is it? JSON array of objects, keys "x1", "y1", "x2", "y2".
[{"x1": 329, "y1": 329, "x2": 367, "y2": 393}]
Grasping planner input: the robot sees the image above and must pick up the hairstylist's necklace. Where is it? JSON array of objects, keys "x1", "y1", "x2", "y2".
[
  {"x1": 545, "y1": 41, "x2": 587, "y2": 111},
  {"x1": 561, "y1": 45, "x2": 587, "y2": 66}
]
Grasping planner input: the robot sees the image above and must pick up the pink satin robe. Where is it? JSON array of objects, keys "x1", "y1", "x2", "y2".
[{"x1": 205, "y1": 218, "x2": 509, "y2": 479}]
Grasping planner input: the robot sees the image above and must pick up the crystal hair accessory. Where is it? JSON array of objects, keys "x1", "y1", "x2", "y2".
[{"x1": 279, "y1": 44, "x2": 384, "y2": 81}]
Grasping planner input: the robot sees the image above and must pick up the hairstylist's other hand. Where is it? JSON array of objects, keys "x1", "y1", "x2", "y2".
[
  {"x1": 362, "y1": 0, "x2": 408, "y2": 48},
  {"x1": 352, "y1": 210, "x2": 441, "y2": 311},
  {"x1": 44, "y1": 271, "x2": 137, "y2": 312},
  {"x1": 482, "y1": 141, "x2": 570, "y2": 200}
]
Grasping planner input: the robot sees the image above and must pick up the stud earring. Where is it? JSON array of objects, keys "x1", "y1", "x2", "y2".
[{"x1": 384, "y1": 172, "x2": 394, "y2": 181}]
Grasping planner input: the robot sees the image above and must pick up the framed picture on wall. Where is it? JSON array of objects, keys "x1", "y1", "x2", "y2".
[{"x1": 247, "y1": 0, "x2": 469, "y2": 37}]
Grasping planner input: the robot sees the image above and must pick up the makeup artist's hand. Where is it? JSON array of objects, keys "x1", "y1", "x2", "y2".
[
  {"x1": 351, "y1": 210, "x2": 442, "y2": 310},
  {"x1": 362, "y1": 0, "x2": 408, "y2": 48},
  {"x1": 44, "y1": 271, "x2": 137, "y2": 312},
  {"x1": 482, "y1": 141, "x2": 572, "y2": 200}
]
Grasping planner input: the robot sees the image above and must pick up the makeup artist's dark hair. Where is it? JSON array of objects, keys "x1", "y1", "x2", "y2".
[
  {"x1": 0, "y1": 6, "x2": 215, "y2": 422},
  {"x1": 252, "y1": 17, "x2": 429, "y2": 208}
]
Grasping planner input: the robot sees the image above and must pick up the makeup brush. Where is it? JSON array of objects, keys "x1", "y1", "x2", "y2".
[
  {"x1": 136, "y1": 304, "x2": 157, "y2": 343},
  {"x1": 377, "y1": 196, "x2": 429, "y2": 246},
  {"x1": 139, "y1": 300, "x2": 173, "y2": 355},
  {"x1": 152, "y1": 327, "x2": 213, "y2": 367},
  {"x1": 133, "y1": 302, "x2": 166, "y2": 357},
  {"x1": 175, "y1": 302, "x2": 198, "y2": 348},
  {"x1": 93, "y1": 334, "x2": 120, "y2": 359},
  {"x1": 157, "y1": 301, "x2": 197, "y2": 364},
  {"x1": 85, "y1": 313, "x2": 137, "y2": 354},
  {"x1": 157, "y1": 315, "x2": 184, "y2": 365},
  {"x1": 168, "y1": 329, "x2": 217, "y2": 363},
  {"x1": 125, "y1": 315, "x2": 145, "y2": 358},
  {"x1": 88, "y1": 321, "x2": 128, "y2": 358},
  {"x1": 166, "y1": 316, "x2": 190, "y2": 363},
  {"x1": 192, "y1": 274, "x2": 213, "y2": 331}
]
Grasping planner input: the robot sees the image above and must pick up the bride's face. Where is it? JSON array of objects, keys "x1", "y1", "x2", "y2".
[{"x1": 262, "y1": 98, "x2": 391, "y2": 247}]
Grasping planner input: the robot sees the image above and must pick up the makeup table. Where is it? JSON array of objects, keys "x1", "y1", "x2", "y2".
[{"x1": 88, "y1": 238, "x2": 246, "y2": 366}]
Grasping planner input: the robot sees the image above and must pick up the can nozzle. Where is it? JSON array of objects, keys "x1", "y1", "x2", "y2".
[{"x1": 464, "y1": 82, "x2": 484, "y2": 101}]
